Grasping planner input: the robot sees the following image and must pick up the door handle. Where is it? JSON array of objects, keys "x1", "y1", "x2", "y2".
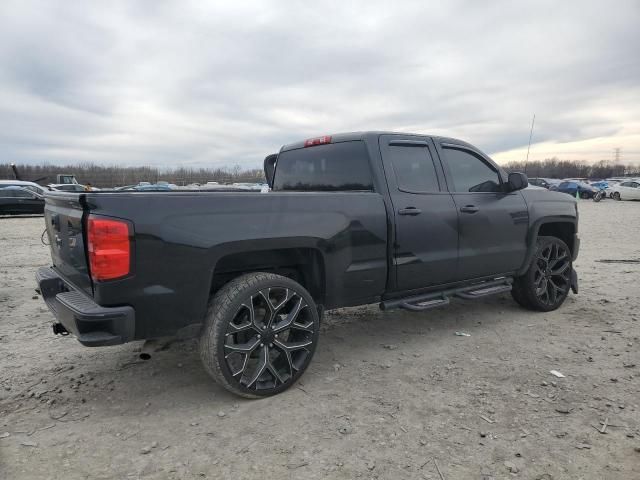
[
  {"x1": 460, "y1": 205, "x2": 479, "y2": 214},
  {"x1": 398, "y1": 207, "x2": 422, "y2": 216}
]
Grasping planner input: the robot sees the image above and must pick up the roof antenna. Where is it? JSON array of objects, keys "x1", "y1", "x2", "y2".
[{"x1": 525, "y1": 114, "x2": 535, "y2": 164}]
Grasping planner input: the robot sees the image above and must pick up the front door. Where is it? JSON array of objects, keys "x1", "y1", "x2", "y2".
[
  {"x1": 379, "y1": 135, "x2": 458, "y2": 292},
  {"x1": 436, "y1": 143, "x2": 529, "y2": 280}
]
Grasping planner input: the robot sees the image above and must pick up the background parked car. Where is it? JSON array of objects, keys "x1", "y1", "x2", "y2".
[
  {"x1": 0, "y1": 186, "x2": 45, "y2": 215},
  {"x1": 610, "y1": 180, "x2": 640, "y2": 201},
  {"x1": 528, "y1": 177, "x2": 551, "y2": 189},
  {"x1": 48, "y1": 183, "x2": 88, "y2": 192},
  {"x1": 556, "y1": 181, "x2": 597, "y2": 199},
  {"x1": 0, "y1": 179, "x2": 48, "y2": 196},
  {"x1": 122, "y1": 183, "x2": 175, "y2": 191}
]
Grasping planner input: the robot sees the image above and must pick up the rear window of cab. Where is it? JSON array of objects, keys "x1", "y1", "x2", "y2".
[{"x1": 273, "y1": 141, "x2": 374, "y2": 192}]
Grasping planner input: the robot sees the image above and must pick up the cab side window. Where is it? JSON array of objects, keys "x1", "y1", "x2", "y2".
[
  {"x1": 442, "y1": 147, "x2": 502, "y2": 193},
  {"x1": 388, "y1": 145, "x2": 440, "y2": 193}
]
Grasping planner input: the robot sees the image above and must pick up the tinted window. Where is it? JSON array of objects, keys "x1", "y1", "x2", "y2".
[
  {"x1": 0, "y1": 189, "x2": 33, "y2": 198},
  {"x1": 620, "y1": 182, "x2": 632, "y2": 187},
  {"x1": 388, "y1": 145, "x2": 440, "y2": 192},
  {"x1": 13, "y1": 189, "x2": 32, "y2": 198},
  {"x1": 274, "y1": 141, "x2": 373, "y2": 191},
  {"x1": 23, "y1": 185, "x2": 44, "y2": 194},
  {"x1": 443, "y1": 147, "x2": 501, "y2": 193}
]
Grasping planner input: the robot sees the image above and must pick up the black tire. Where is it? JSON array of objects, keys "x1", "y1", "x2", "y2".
[
  {"x1": 580, "y1": 191, "x2": 590, "y2": 199},
  {"x1": 200, "y1": 272, "x2": 320, "y2": 398},
  {"x1": 511, "y1": 236, "x2": 572, "y2": 312},
  {"x1": 612, "y1": 192, "x2": 621, "y2": 201}
]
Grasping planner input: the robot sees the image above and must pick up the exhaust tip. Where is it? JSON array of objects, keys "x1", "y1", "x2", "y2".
[{"x1": 139, "y1": 352, "x2": 151, "y2": 360}]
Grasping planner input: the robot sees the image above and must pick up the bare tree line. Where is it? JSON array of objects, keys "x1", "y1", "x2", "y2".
[
  {"x1": 504, "y1": 157, "x2": 640, "y2": 179},
  {"x1": 0, "y1": 163, "x2": 265, "y2": 188},
  {"x1": 2, "y1": 157, "x2": 639, "y2": 188}
]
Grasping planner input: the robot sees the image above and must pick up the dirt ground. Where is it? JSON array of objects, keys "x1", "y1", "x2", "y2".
[{"x1": 1, "y1": 200, "x2": 639, "y2": 480}]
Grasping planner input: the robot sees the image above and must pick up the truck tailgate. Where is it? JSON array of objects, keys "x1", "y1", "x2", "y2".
[{"x1": 44, "y1": 193, "x2": 93, "y2": 295}]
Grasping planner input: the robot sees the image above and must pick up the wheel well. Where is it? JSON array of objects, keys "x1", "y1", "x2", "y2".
[
  {"x1": 211, "y1": 248, "x2": 325, "y2": 304},
  {"x1": 537, "y1": 222, "x2": 575, "y2": 254}
]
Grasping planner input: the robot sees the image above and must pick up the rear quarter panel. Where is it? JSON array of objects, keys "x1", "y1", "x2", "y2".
[{"x1": 85, "y1": 191, "x2": 388, "y2": 339}]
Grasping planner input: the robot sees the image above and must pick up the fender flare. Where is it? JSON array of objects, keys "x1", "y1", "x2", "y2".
[{"x1": 517, "y1": 216, "x2": 577, "y2": 276}]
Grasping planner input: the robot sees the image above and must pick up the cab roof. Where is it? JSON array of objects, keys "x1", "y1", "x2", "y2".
[{"x1": 280, "y1": 131, "x2": 475, "y2": 152}]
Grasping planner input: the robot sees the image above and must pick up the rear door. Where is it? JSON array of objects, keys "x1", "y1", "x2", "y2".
[
  {"x1": 0, "y1": 189, "x2": 18, "y2": 214},
  {"x1": 15, "y1": 189, "x2": 44, "y2": 213},
  {"x1": 11, "y1": 188, "x2": 34, "y2": 213},
  {"x1": 436, "y1": 142, "x2": 528, "y2": 280},
  {"x1": 379, "y1": 134, "x2": 458, "y2": 292}
]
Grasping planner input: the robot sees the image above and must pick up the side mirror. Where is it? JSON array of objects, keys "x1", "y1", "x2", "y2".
[
  {"x1": 507, "y1": 172, "x2": 528, "y2": 192},
  {"x1": 263, "y1": 153, "x2": 278, "y2": 188}
]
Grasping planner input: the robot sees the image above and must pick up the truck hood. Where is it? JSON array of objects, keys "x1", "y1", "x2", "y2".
[{"x1": 521, "y1": 187, "x2": 578, "y2": 205}]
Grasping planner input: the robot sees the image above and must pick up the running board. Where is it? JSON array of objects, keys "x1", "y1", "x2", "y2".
[
  {"x1": 380, "y1": 278, "x2": 513, "y2": 312},
  {"x1": 400, "y1": 296, "x2": 450, "y2": 312},
  {"x1": 456, "y1": 283, "x2": 512, "y2": 299}
]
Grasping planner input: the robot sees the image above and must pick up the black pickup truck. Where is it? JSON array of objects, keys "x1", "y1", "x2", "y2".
[{"x1": 37, "y1": 132, "x2": 579, "y2": 398}]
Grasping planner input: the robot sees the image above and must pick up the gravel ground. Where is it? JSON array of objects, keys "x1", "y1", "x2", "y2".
[{"x1": 1, "y1": 200, "x2": 639, "y2": 479}]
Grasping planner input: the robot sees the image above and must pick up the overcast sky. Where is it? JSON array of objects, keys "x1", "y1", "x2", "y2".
[{"x1": 1, "y1": 0, "x2": 639, "y2": 169}]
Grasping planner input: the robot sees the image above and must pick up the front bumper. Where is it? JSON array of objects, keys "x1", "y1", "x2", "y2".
[{"x1": 36, "y1": 267, "x2": 135, "y2": 347}]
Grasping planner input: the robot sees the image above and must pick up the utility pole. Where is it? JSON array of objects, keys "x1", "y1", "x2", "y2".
[
  {"x1": 614, "y1": 147, "x2": 621, "y2": 163},
  {"x1": 525, "y1": 114, "x2": 535, "y2": 175}
]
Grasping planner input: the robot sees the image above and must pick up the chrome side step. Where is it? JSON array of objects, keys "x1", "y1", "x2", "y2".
[{"x1": 380, "y1": 278, "x2": 513, "y2": 312}]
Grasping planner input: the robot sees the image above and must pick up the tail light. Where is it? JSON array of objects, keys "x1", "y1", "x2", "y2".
[
  {"x1": 87, "y1": 216, "x2": 132, "y2": 281},
  {"x1": 303, "y1": 135, "x2": 332, "y2": 147}
]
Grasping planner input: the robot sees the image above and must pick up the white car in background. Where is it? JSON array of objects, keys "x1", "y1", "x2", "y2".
[{"x1": 610, "y1": 180, "x2": 640, "y2": 201}]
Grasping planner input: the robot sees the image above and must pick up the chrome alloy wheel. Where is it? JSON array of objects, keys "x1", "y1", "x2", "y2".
[{"x1": 222, "y1": 287, "x2": 316, "y2": 392}]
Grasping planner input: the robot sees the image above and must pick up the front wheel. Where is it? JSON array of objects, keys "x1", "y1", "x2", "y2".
[
  {"x1": 511, "y1": 236, "x2": 572, "y2": 312},
  {"x1": 613, "y1": 192, "x2": 621, "y2": 201},
  {"x1": 200, "y1": 272, "x2": 320, "y2": 398}
]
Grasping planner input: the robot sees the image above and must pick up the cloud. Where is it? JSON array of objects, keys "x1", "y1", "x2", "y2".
[{"x1": 0, "y1": 0, "x2": 638, "y2": 168}]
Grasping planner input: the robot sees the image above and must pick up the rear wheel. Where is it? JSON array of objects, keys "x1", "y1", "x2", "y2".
[
  {"x1": 580, "y1": 191, "x2": 590, "y2": 199},
  {"x1": 200, "y1": 272, "x2": 320, "y2": 398},
  {"x1": 511, "y1": 236, "x2": 572, "y2": 312},
  {"x1": 613, "y1": 192, "x2": 621, "y2": 201}
]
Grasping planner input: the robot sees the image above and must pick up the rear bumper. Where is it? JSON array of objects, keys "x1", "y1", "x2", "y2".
[{"x1": 36, "y1": 266, "x2": 135, "y2": 347}]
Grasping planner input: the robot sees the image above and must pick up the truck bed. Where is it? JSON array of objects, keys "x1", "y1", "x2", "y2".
[{"x1": 43, "y1": 190, "x2": 388, "y2": 341}]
